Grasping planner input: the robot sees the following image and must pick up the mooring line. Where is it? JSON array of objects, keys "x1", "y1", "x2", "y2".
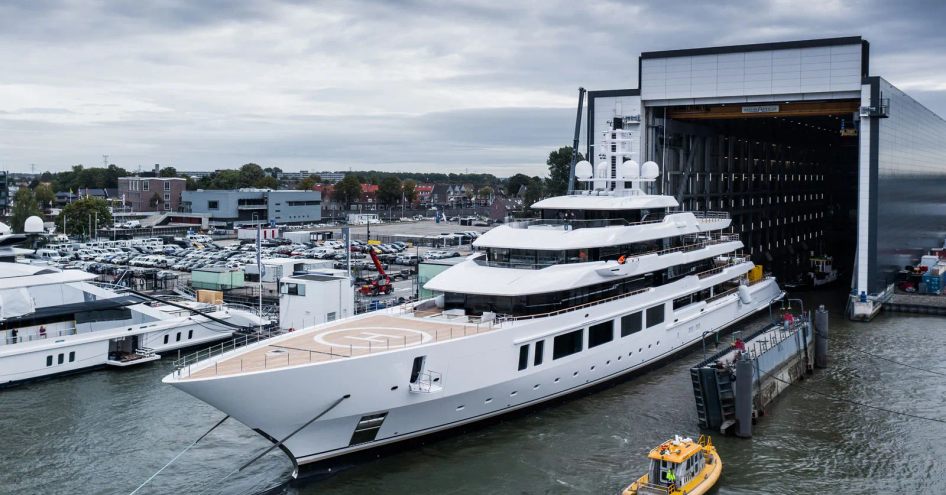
[
  {"x1": 198, "y1": 394, "x2": 351, "y2": 494},
  {"x1": 762, "y1": 369, "x2": 946, "y2": 425},
  {"x1": 128, "y1": 415, "x2": 230, "y2": 495}
]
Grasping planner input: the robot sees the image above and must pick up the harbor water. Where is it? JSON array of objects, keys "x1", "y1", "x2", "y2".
[{"x1": 3, "y1": 292, "x2": 945, "y2": 494}]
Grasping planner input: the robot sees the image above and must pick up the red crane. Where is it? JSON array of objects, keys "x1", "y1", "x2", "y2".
[{"x1": 359, "y1": 248, "x2": 393, "y2": 296}]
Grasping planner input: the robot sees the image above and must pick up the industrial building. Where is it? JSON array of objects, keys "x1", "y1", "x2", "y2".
[
  {"x1": 585, "y1": 36, "x2": 946, "y2": 311},
  {"x1": 181, "y1": 189, "x2": 321, "y2": 227}
]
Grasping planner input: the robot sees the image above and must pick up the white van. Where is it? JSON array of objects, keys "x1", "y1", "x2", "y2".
[{"x1": 34, "y1": 249, "x2": 65, "y2": 262}]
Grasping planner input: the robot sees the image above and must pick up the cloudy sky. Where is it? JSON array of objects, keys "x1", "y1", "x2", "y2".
[{"x1": 2, "y1": 0, "x2": 945, "y2": 177}]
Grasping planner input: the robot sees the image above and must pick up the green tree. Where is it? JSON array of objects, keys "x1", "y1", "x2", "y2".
[
  {"x1": 377, "y1": 176, "x2": 402, "y2": 206},
  {"x1": 255, "y1": 176, "x2": 279, "y2": 189},
  {"x1": 159, "y1": 166, "x2": 178, "y2": 178},
  {"x1": 546, "y1": 146, "x2": 584, "y2": 196},
  {"x1": 297, "y1": 175, "x2": 321, "y2": 191},
  {"x1": 506, "y1": 173, "x2": 531, "y2": 197},
  {"x1": 185, "y1": 176, "x2": 198, "y2": 191},
  {"x1": 34, "y1": 184, "x2": 55, "y2": 209},
  {"x1": 402, "y1": 179, "x2": 417, "y2": 204},
  {"x1": 478, "y1": 186, "x2": 493, "y2": 202},
  {"x1": 208, "y1": 170, "x2": 241, "y2": 189},
  {"x1": 10, "y1": 189, "x2": 43, "y2": 233},
  {"x1": 523, "y1": 176, "x2": 545, "y2": 207},
  {"x1": 239, "y1": 163, "x2": 265, "y2": 187},
  {"x1": 55, "y1": 197, "x2": 112, "y2": 237},
  {"x1": 334, "y1": 175, "x2": 363, "y2": 208}
]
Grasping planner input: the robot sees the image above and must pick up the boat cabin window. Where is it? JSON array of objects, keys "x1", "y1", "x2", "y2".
[
  {"x1": 552, "y1": 329, "x2": 583, "y2": 360},
  {"x1": 588, "y1": 321, "x2": 613, "y2": 348},
  {"x1": 517, "y1": 345, "x2": 529, "y2": 371},
  {"x1": 443, "y1": 275, "x2": 652, "y2": 317},
  {"x1": 646, "y1": 305, "x2": 665, "y2": 328},
  {"x1": 534, "y1": 340, "x2": 544, "y2": 366},
  {"x1": 621, "y1": 311, "x2": 642, "y2": 336},
  {"x1": 539, "y1": 209, "x2": 661, "y2": 224}
]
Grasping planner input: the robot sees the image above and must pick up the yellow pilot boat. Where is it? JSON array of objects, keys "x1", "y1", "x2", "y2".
[{"x1": 622, "y1": 435, "x2": 721, "y2": 495}]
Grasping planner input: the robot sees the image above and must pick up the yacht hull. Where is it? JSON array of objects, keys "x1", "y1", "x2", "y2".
[
  {"x1": 1, "y1": 315, "x2": 241, "y2": 387},
  {"x1": 167, "y1": 278, "x2": 782, "y2": 478}
]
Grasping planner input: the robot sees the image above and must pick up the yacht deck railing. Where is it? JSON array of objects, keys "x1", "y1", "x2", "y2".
[{"x1": 476, "y1": 231, "x2": 741, "y2": 270}]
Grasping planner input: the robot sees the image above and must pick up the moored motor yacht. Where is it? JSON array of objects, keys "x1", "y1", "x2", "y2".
[
  {"x1": 0, "y1": 257, "x2": 267, "y2": 387},
  {"x1": 164, "y1": 120, "x2": 782, "y2": 478}
]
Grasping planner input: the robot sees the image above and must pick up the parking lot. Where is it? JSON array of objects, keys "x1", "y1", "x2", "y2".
[{"x1": 36, "y1": 225, "x2": 482, "y2": 310}]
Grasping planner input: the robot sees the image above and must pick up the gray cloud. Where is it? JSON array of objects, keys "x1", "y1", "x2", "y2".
[{"x1": 0, "y1": 0, "x2": 944, "y2": 176}]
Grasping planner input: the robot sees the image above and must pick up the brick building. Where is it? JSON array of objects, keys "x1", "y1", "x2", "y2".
[{"x1": 117, "y1": 177, "x2": 187, "y2": 212}]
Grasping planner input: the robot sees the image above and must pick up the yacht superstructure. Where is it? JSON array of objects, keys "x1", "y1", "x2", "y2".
[
  {"x1": 164, "y1": 122, "x2": 782, "y2": 477},
  {"x1": 0, "y1": 262, "x2": 266, "y2": 386}
]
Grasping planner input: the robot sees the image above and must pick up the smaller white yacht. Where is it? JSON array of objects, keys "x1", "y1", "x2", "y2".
[{"x1": 0, "y1": 241, "x2": 266, "y2": 387}]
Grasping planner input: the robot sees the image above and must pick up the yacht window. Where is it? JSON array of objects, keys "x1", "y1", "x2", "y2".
[
  {"x1": 646, "y1": 305, "x2": 665, "y2": 328},
  {"x1": 621, "y1": 312, "x2": 643, "y2": 336},
  {"x1": 58, "y1": 353, "x2": 64, "y2": 364},
  {"x1": 46, "y1": 355, "x2": 53, "y2": 367},
  {"x1": 588, "y1": 321, "x2": 614, "y2": 348},
  {"x1": 176, "y1": 332, "x2": 181, "y2": 342},
  {"x1": 188, "y1": 330, "x2": 193, "y2": 339},
  {"x1": 534, "y1": 340, "x2": 544, "y2": 366},
  {"x1": 69, "y1": 351, "x2": 75, "y2": 362},
  {"x1": 673, "y1": 295, "x2": 694, "y2": 310},
  {"x1": 409, "y1": 356, "x2": 426, "y2": 383},
  {"x1": 553, "y1": 329, "x2": 583, "y2": 360},
  {"x1": 517, "y1": 345, "x2": 529, "y2": 371},
  {"x1": 164, "y1": 335, "x2": 169, "y2": 344}
]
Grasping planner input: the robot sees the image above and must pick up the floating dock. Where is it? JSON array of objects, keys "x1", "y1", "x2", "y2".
[
  {"x1": 690, "y1": 303, "x2": 827, "y2": 436},
  {"x1": 883, "y1": 292, "x2": 946, "y2": 316}
]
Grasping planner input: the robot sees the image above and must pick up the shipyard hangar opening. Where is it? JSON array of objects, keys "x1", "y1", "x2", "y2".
[{"x1": 651, "y1": 99, "x2": 860, "y2": 283}]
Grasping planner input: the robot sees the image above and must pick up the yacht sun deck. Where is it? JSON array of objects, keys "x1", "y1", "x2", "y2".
[{"x1": 178, "y1": 313, "x2": 500, "y2": 380}]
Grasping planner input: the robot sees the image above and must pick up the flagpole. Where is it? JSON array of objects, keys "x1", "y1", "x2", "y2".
[{"x1": 255, "y1": 214, "x2": 263, "y2": 334}]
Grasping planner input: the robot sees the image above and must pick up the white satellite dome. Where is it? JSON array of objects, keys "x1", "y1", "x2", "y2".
[
  {"x1": 0, "y1": 222, "x2": 10, "y2": 234},
  {"x1": 620, "y1": 160, "x2": 640, "y2": 179},
  {"x1": 24, "y1": 216, "x2": 44, "y2": 233},
  {"x1": 575, "y1": 160, "x2": 593, "y2": 180},
  {"x1": 641, "y1": 161, "x2": 660, "y2": 180},
  {"x1": 595, "y1": 161, "x2": 610, "y2": 178}
]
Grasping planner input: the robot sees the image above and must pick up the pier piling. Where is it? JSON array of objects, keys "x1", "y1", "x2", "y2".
[
  {"x1": 735, "y1": 356, "x2": 754, "y2": 438},
  {"x1": 815, "y1": 305, "x2": 829, "y2": 369}
]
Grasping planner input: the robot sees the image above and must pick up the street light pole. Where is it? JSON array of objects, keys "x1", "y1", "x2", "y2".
[{"x1": 253, "y1": 212, "x2": 263, "y2": 334}]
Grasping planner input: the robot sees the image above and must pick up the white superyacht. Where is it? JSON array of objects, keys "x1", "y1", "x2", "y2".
[
  {"x1": 0, "y1": 246, "x2": 266, "y2": 387},
  {"x1": 164, "y1": 125, "x2": 782, "y2": 477}
]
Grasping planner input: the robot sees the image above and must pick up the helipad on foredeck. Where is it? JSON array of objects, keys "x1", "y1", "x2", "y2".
[{"x1": 180, "y1": 313, "x2": 497, "y2": 380}]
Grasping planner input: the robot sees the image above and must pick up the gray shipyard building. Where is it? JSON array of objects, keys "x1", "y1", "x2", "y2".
[{"x1": 586, "y1": 36, "x2": 946, "y2": 302}]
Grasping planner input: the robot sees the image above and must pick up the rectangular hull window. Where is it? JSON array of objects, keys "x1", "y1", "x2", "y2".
[
  {"x1": 534, "y1": 340, "x2": 545, "y2": 366},
  {"x1": 621, "y1": 311, "x2": 642, "y2": 337},
  {"x1": 553, "y1": 329, "x2": 583, "y2": 360},
  {"x1": 646, "y1": 305, "x2": 665, "y2": 328},
  {"x1": 518, "y1": 345, "x2": 529, "y2": 371},
  {"x1": 589, "y1": 321, "x2": 614, "y2": 348},
  {"x1": 349, "y1": 412, "x2": 388, "y2": 446}
]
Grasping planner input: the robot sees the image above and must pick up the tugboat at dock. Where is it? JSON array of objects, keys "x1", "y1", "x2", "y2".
[
  {"x1": 784, "y1": 255, "x2": 839, "y2": 290},
  {"x1": 622, "y1": 435, "x2": 721, "y2": 495}
]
